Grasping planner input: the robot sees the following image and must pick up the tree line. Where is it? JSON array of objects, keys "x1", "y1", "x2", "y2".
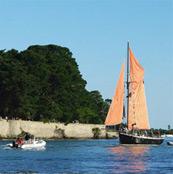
[{"x1": 0, "y1": 45, "x2": 109, "y2": 124}]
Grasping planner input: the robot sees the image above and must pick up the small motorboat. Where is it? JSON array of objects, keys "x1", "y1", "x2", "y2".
[
  {"x1": 167, "y1": 141, "x2": 173, "y2": 146},
  {"x1": 7, "y1": 139, "x2": 46, "y2": 149},
  {"x1": 21, "y1": 139, "x2": 46, "y2": 149},
  {"x1": 166, "y1": 134, "x2": 173, "y2": 138},
  {"x1": 7, "y1": 132, "x2": 46, "y2": 149}
]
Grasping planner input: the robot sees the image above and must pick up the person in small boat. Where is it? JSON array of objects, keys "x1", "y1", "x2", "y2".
[
  {"x1": 29, "y1": 135, "x2": 35, "y2": 143},
  {"x1": 12, "y1": 141, "x2": 17, "y2": 148},
  {"x1": 16, "y1": 137, "x2": 24, "y2": 145},
  {"x1": 24, "y1": 133, "x2": 31, "y2": 141},
  {"x1": 20, "y1": 138, "x2": 24, "y2": 145},
  {"x1": 12, "y1": 137, "x2": 24, "y2": 148},
  {"x1": 24, "y1": 133, "x2": 35, "y2": 143}
]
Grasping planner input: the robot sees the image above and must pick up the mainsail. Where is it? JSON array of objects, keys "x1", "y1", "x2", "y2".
[
  {"x1": 105, "y1": 64, "x2": 124, "y2": 126},
  {"x1": 128, "y1": 48, "x2": 150, "y2": 130}
]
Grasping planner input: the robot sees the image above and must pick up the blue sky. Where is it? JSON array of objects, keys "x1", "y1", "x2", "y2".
[{"x1": 0, "y1": 0, "x2": 172, "y2": 128}]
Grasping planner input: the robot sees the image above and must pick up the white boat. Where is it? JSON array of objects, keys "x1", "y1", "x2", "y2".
[
  {"x1": 161, "y1": 134, "x2": 173, "y2": 138},
  {"x1": 166, "y1": 134, "x2": 173, "y2": 138},
  {"x1": 7, "y1": 139, "x2": 46, "y2": 149},
  {"x1": 167, "y1": 141, "x2": 173, "y2": 146},
  {"x1": 21, "y1": 139, "x2": 46, "y2": 149}
]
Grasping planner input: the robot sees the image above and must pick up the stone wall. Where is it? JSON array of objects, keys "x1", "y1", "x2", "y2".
[{"x1": 0, "y1": 119, "x2": 118, "y2": 139}]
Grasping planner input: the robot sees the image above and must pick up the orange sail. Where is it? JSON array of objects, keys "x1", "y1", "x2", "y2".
[
  {"x1": 128, "y1": 48, "x2": 150, "y2": 130},
  {"x1": 105, "y1": 64, "x2": 124, "y2": 126}
]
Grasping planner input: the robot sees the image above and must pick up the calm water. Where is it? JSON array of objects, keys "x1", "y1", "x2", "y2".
[{"x1": 0, "y1": 139, "x2": 173, "y2": 174}]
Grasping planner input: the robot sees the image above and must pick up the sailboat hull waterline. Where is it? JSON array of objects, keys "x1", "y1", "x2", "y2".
[{"x1": 119, "y1": 132, "x2": 164, "y2": 145}]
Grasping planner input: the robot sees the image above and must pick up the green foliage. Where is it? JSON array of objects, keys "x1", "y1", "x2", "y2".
[
  {"x1": 0, "y1": 45, "x2": 109, "y2": 124},
  {"x1": 77, "y1": 107, "x2": 99, "y2": 124},
  {"x1": 54, "y1": 127, "x2": 65, "y2": 138},
  {"x1": 92, "y1": 127, "x2": 101, "y2": 138}
]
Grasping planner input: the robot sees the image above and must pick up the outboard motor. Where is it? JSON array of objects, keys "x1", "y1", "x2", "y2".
[{"x1": 12, "y1": 141, "x2": 18, "y2": 148}]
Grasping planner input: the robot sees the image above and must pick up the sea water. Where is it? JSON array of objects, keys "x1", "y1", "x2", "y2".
[{"x1": 0, "y1": 139, "x2": 173, "y2": 174}]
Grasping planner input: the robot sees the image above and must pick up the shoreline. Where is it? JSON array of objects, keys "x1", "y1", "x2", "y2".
[
  {"x1": 0, "y1": 119, "x2": 118, "y2": 139},
  {"x1": 0, "y1": 137, "x2": 118, "y2": 141}
]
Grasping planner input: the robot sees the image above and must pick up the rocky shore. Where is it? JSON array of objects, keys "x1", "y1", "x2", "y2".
[{"x1": 0, "y1": 119, "x2": 118, "y2": 139}]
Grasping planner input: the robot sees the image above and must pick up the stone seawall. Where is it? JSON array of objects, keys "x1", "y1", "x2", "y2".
[{"x1": 0, "y1": 119, "x2": 118, "y2": 139}]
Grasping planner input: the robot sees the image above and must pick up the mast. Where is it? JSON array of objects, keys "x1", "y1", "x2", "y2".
[{"x1": 127, "y1": 42, "x2": 130, "y2": 128}]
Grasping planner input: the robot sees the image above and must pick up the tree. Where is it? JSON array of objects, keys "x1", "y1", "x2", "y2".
[{"x1": 0, "y1": 44, "x2": 108, "y2": 124}]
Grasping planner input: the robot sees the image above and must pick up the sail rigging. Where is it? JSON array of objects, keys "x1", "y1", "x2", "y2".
[
  {"x1": 105, "y1": 64, "x2": 125, "y2": 126},
  {"x1": 105, "y1": 44, "x2": 150, "y2": 130}
]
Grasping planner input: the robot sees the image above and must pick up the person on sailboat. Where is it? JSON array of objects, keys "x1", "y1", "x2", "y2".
[{"x1": 132, "y1": 123, "x2": 137, "y2": 130}]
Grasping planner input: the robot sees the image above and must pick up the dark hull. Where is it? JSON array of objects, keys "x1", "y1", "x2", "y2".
[{"x1": 119, "y1": 132, "x2": 164, "y2": 145}]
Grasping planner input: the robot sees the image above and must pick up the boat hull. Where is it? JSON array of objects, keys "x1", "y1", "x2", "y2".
[
  {"x1": 167, "y1": 141, "x2": 173, "y2": 146},
  {"x1": 119, "y1": 132, "x2": 164, "y2": 145},
  {"x1": 21, "y1": 140, "x2": 46, "y2": 149},
  {"x1": 7, "y1": 140, "x2": 46, "y2": 149}
]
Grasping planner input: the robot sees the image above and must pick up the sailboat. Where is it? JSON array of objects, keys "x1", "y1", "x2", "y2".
[{"x1": 105, "y1": 42, "x2": 164, "y2": 145}]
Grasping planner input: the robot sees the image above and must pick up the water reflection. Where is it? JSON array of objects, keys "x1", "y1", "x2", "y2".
[{"x1": 109, "y1": 145, "x2": 150, "y2": 173}]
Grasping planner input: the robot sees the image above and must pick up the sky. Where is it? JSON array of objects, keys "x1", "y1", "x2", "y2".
[{"x1": 0, "y1": 0, "x2": 172, "y2": 129}]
